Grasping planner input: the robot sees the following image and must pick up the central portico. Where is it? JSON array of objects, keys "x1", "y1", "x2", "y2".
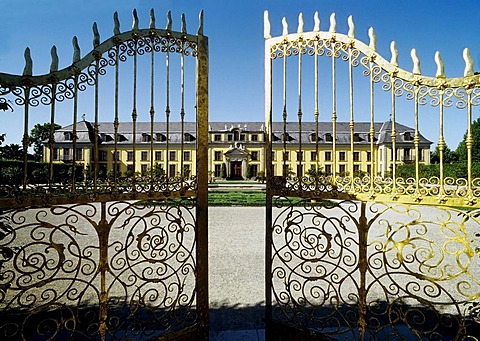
[{"x1": 224, "y1": 143, "x2": 248, "y2": 179}]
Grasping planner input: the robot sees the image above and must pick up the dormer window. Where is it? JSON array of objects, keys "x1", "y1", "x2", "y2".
[
  {"x1": 155, "y1": 133, "x2": 167, "y2": 142},
  {"x1": 142, "y1": 133, "x2": 151, "y2": 142},
  {"x1": 309, "y1": 133, "x2": 321, "y2": 142},
  {"x1": 64, "y1": 132, "x2": 74, "y2": 141},
  {"x1": 272, "y1": 134, "x2": 281, "y2": 142},
  {"x1": 184, "y1": 133, "x2": 196, "y2": 142},
  {"x1": 353, "y1": 133, "x2": 362, "y2": 142},
  {"x1": 403, "y1": 132, "x2": 414, "y2": 141},
  {"x1": 367, "y1": 134, "x2": 378, "y2": 142},
  {"x1": 282, "y1": 133, "x2": 294, "y2": 142},
  {"x1": 325, "y1": 133, "x2": 333, "y2": 142}
]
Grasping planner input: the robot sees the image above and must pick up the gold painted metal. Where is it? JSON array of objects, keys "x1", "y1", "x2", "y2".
[
  {"x1": 0, "y1": 8, "x2": 208, "y2": 341},
  {"x1": 265, "y1": 12, "x2": 480, "y2": 340}
]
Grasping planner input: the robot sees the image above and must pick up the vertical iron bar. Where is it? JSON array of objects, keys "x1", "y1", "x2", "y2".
[
  {"x1": 314, "y1": 40, "x2": 319, "y2": 176},
  {"x1": 97, "y1": 201, "x2": 110, "y2": 341},
  {"x1": 349, "y1": 45, "x2": 354, "y2": 184},
  {"x1": 358, "y1": 201, "x2": 368, "y2": 341},
  {"x1": 48, "y1": 83, "x2": 57, "y2": 189},
  {"x1": 282, "y1": 44, "x2": 288, "y2": 177},
  {"x1": 131, "y1": 40, "x2": 138, "y2": 189},
  {"x1": 94, "y1": 58, "x2": 100, "y2": 192},
  {"x1": 331, "y1": 41, "x2": 337, "y2": 183},
  {"x1": 264, "y1": 39, "x2": 273, "y2": 340},
  {"x1": 369, "y1": 60, "x2": 375, "y2": 191},
  {"x1": 113, "y1": 45, "x2": 120, "y2": 190},
  {"x1": 72, "y1": 75, "x2": 79, "y2": 191},
  {"x1": 466, "y1": 90, "x2": 473, "y2": 198},
  {"x1": 414, "y1": 86, "x2": 420, "y2": 196},
  {"x1": 181, "y1": 41, "x2": 186, "y2": 184},
  {"x1": 391, "y1": 77, "x2": 397, "y2": 193},
  {"x1": 150, "y1": 37, "x2": 155, "y2": 188},
  {"x1": 438, "y1": 90, "x2": 445, "y2": 199},
  {"x1": 196, "y1": 32, "x2": 209, "y2": 340},
  {"x1": 22, "y1": 87, "x2": 30, "y2": 191},
  {"x1": 297, "y1": 42, "x2": 302, "y2": 188},
  {"x1": 166, "y1": 52, "x2": 171, "y2": 179}
]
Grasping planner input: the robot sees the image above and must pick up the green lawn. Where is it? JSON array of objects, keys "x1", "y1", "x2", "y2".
[{"x1": 208, "y1": 190, "x2": 266, "y2": 206}]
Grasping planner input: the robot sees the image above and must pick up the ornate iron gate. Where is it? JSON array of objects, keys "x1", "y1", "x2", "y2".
[
  {"x1": 0, "y1": 8, "x2": 208, "y2": 340},
  {"x1": 264, "y1": 11, "x2": 480, "y2": 340}
]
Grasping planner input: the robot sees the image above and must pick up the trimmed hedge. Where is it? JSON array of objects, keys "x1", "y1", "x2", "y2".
[
  {"x1": 396, "y1": 162, "x2": 480, "y2": 180},
  {"x1": 0, "y1": 160, "x2": 83, "y2": 185}
]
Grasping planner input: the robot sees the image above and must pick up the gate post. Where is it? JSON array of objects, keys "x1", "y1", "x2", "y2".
[{"x1": 196, "y1": 24, "x2": 209, "y2": 340}]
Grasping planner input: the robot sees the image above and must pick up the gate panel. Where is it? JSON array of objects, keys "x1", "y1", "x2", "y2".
[
  {"x1": 0, "y1": 8, "x2": 208, "y2": 340},
  {"x1": 264, "y1": 11, "x2": 480, "y2": 340}
]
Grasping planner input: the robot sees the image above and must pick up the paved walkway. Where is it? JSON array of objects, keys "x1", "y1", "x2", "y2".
[{"x1": 208, "y1": 207, "x2": 266, "y2": 340}]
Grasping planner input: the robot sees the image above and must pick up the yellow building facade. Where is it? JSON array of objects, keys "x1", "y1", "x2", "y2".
[{"x1": 44, "y1": 120, "x2": 432, "y2": 179}]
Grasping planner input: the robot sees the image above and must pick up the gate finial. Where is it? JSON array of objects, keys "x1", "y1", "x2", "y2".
[
  {"x1": 50, "y1": 45, "x2": 59, "y2": 73},
  {"x1": 92, "y1": 22, "x2": 100, "y2": 48},
  {"x1": 313, "y1": 11, "x2": 320, "y2": 32},
  {"x1": 390, "y1": 41, "x2": 398, "y2": 67},
  {"x1": 181, "y1": 14, "x2": 187, "y2": 34},
  {"x1": 347, "y1": 15, "x2": 354, "y2": 38},
  {"x1": 368, "y1": 27, "x2": 376, "y2": 51},
  {"x1": 166, "y1": 11, "x2": 172, "y2": 30},
  {"x1": 329, "y1": 13, "x2": 336, "y2": 33},
  {"x1": 435, "y1": 51, "x2": 445, "y2": 78},
  {"x1": 72, "y1": 36, "x2": 81, "y2": 63},
  {"x1": 282, "y1": 17, "x2": 288, "y2": 36},
  {"x1": 264, "y1": 11, "x2": 271, "y2": 38},
  {"x1": 411, "y1": 48, "x2": 421, "y2": 75},
  {"x1": 297, "y1": 13, "x2": 304, "y2": 34},
  {"x1": 463, "y1": 48, "x2": 474, "y2": 77},
  {"x1": 149, "y1": 8, "x2": 156, "y2": 29},
  {"x1": 132, "y1": 9, "x2": 139, "y2": 30},
  {"x1": 23, "y1": 47, "x2": 32, "y2": 76},
  {"x1": 197, "y1": 10, "x2": 204, "y2": 35},
  {"x1": 113, "y1": 11, "x2": 121, "y2": 35}
]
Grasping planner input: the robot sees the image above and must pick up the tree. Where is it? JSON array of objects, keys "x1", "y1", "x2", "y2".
[
  {"x1": 456, "y1": 117, "x2": 480, "y2": 162},
  {"x1": 29, "y1": 123, "x2": 61, "y2": 161},
  {"x1": 220, "y1": 163, "x2": 227, "y2": 178},
  {"x1": 0, "y1": 133, "x2": 4, "y2": 146},
  {"x1": 431, "y1": 145, "x2": 458, "y2": 164},
  {"x1": 0, "y1": 144, "x2": 23, "y2": 160}
]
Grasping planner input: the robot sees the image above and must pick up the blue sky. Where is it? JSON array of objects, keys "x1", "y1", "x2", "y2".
[{"x1": 1, "y1": 0, "x2": 480, "y2": 148}]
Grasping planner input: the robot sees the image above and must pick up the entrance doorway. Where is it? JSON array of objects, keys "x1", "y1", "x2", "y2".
[{"x1": 230, "y1": 161, "x2": 243, "y2": 180}]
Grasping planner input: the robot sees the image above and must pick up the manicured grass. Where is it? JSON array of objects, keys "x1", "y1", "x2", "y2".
[{"x1": 208, "y1": 190, "x2": 266, "y2": 206}]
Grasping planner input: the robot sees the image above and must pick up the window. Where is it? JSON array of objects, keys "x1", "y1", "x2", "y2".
[
  {"x1": 354, "y1": 164, "x2": 360, "y2": 173},
  {"x1": 53, "y1": 148, "x2": 59, "y2": 160},
  {"x1": 214, "y1": 164, "x2": 221, "y2": 177},
  {"x1": 296, "y1": 164, "x2": 303, "y2": 177},
  {"x1": 114, "y1": 151, "x2": 120, "y2": 161},
  {"x1": 233, "y1": 130, "x2": 240, "y2": 141},
  {"x1": 183, "y1": 164, "x2": 191, "y2": 177},
  {"x1": 63, "y1": 148, "x2": 72, "y2": 161},
  {"x1": 115, "y1": 164, "x2": 121, "y2": 174},
  {"x1": 142, "y1": 134, "x2": 151, "y2": 142},
  {"x1": 367, "y1": 152, "x2": 371, "y2": 162},
  {"x1": 325, "y1": 151, "x2": 332, "y2": 161},
  {"x1": 127, "y1": 151, "x2": 133, "y2": 161},
  {"x1": 404, "y1": 132, "x2": 414, "y2": 141},
  {"x1": 184, "y1": 151, "x2": 191, "y2": 161},
  {"x1": 76, "y1": 148, "x2": 83, "y2": 161},
  {"x1": 353, "y1": 151, "x2": 360, "y2": 162},
  {"x1": 251, "y1": 151, "x2": 259, "y2": 161},
  {"x1": 353, "y1": 133, "x2": 361, "y2": 142},
  {"x1": 297, "y1": 151, "x2": 303, "y2": 161},
  {"x1": 240, "y1": 134, "x2": 245, "y2": 141},
  {"x1": 227, "y1": 134, "x2": 233, "y2": 141},
  {"x1": 367, "y1": 164, "x2": 372, "y2": 174},
  {"x1": 310, "y1": 151, "x2": 317, "y2": 161},
  {"x1": 169, "y1": 164, "x2": 176, "y2": 177},
  {"x1": 64, "y1": 132, "x2": 73, "y2": 141},
  {"x1": 251, "y1": 164, "x2": 258, "y2": 178},
  {"x1": 403, "y1": 148, "x2": 411, "y2": 161},
  {"x1": 339, "y1": 164, "x2": 346, "y2": 174},
  {"x1": 271, "y1": 151, "x2": 276, "y2": 161},
  {"x1": 155, "y1": 151, "x2": 162, "y2": 161},
  {"x1": 141, "y1": 164, "x2": 148, "y2": 174},
  {"x1": 184, "y1": 133, "x2": 196, "y2": 142},
  {"x1": 100, "y1": 150, "x2": 107, "y2": 161},
  {"x1": 325, "y1": 133, "x2": 333, "y2": 142},
  {"x1": 127, "y1": 164, "x2": 134, "y2": 173},
  {"x1": 156, "y1": 133, "x2": 167, "y2": 142},
  {"x1": 339, "y1": 151, "x2": 346, "y2": 161},
  {"x1": 283, "y1": 151, "x2": 289, "y2": 161},
  {"x1": 169, "y1": 151, "x2": 176, "y2": 161},
  {"x1": 251, "y1": 134, "x2": 258, "y2": 141},
  {"x1": 141, "y1": 151, "x2": 148, "y2": 161},
  {"x1": 214, "y1": 134, "x2": 221, "y2": 141},
  {"x1": 214, "y1": 151, "x2": 222, "y2": 161},
  {"x1": 325, "y1": 164, "x2": 332, "y2": 174}
]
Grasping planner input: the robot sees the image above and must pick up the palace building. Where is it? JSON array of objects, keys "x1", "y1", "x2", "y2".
[{"x1": 44, "y1": 120, "x2": 433, "y2": 179}]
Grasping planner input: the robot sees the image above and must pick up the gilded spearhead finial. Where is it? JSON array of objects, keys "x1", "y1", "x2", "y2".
[
  {"x1": 264, "y1": 11, "x2": 271, "y2": 39},
  {"x1": 463, "y1": 48, "x2": 474, "y2": 77},
  {"x1": 181, "y1": 13, "x2": 187, "y2": 34},
  {"x1": 297, "y1": 13, "x2": 304, "y2": 34},
  {"x1": 368, "y1": 27, "x2": 376, "y2": 51},
  {"x1": 197, "y1": 10, "x2": 204, "y2": 35},
  {"x1": 72, "y1": 36, "x2": 81, "y2": 63},
  {"x1": 50, "y1": 45, "x2": 59, "y2": 73},
  {"x1": 149, "y1": 8, "x2": 156, "y2": 29},
  {"x1": 329, "y1": 13, "x2": 336, "y2": 33},
  {"x1": 23, "y1": 47, "x2": 32, "y2": 76},
  {"x1": 166, "y1": 11, "x2": 172, "y2": 30},
  {"x1": 282, "y1": 17, "x2": 288, "y2": 36},
  {"x1": 347, "y1": 15, "x2": 354, "y2": 38},
  {"x1": 390, "y1": 41, "x2": 398, "y2": 67},
  {"x1": 411, "y1": 48, "x2": 421, "y2": 75},
  {"x1": 313, "y1": 11, "x2": 320, "y2": 32},
  {"x1": 113, "y1": 11, "x2": 121, "y2": 35},
  {"x1": 435, "y1": 51, "x2": 445, "y2": 78},
  {"x1": 92, "y1": 22, "x2": 100, "y2": 47},
  {"x1": 132, "y1": 9, "x2": 139, "y2": 30}
]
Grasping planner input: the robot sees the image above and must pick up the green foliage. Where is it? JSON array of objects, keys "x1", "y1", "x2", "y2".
[
  {"x1": 456, "y1": 117, "x2": 480, "y2": 162},
  {"x1": 0, "y1": 144, "x2": 24, "y2": 160},
  {"x1": 153, "y1": 163, "x2": 165, "y2": 178},
  {"x1": 306, "y1": 166, "x2": 324, "y2": 177},
  {"x1": 182, "y1": 165, "x2": 191, "y2": 178},
  {"x1": 396, "y1": 161, "x2": 480, "y2": 179},
  {"x1": 29, "y1": 122, "x2": 61, "y2": 161},
  {"x1": 0, "y1": 165, "x2": 22, "y2": 185},
  {"x1": 220, "y1": 163, "x2": 227, "y2": 178},
  {"x1": 431, "y1": 145, "x2": 458, "y2": 164},
  {"x1": 246, "y1": 164, "x2": 253, "y2": 179},
  {"x1": 0, "y1": 133, "x2": 4, "y2": 146},
  {"x1": 0, "y1": 160, "x2": 82, "y2": 185}
]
